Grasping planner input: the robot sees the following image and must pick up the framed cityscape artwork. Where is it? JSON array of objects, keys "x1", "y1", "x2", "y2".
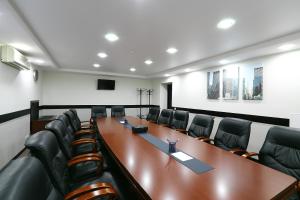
[
  {"x1": 207, "y1": 70, "x2": 220, "y2": 99},
  {"x1": 242, "y1": 65, "x2": 263, "y2": 100},
  {"x1": 223, "y1": 67, "x2": 239, "y2": 100}
]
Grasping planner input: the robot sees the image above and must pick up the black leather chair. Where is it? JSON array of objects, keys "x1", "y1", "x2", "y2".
[
  {"x1": 243, "y1": 126, "x2": 300, "y2": 200},
  {"x1": 0, "y1": 157, "x2": 63, "y2": 200},
  {"x1": 205, "y1": 118, "x2": 252, "y2": 155},
  {"x1": 170, "y1": 110, "x2": 189, "y2": 132},
  {"x1": 25, "y1": 131, "x2": 121, "y2": 200},
  {"x1": 71, "y1": 109, "x2": 92, "y2": 128},
  {"x1": 188, "y1": 114, "x2": 214, "y2": 139},
  {"x1": 64, "y1": 110, "x2": 95, "y2": 136},
  {"x1": 57, "y1": 114, "x2": 96, "y2": 140},
  {"x1": 26, "y1": 130, "x2": 102, "y2": 181},
  {"x1": 92, "y1": 106, "x2": 107, "y2": 118},
  {"x1": 111, "y1": 106, "x2": 125, "y2": 118},
  {"x1": 157, "y1": 109, "x2": 173, "y2": 126},
  {"x1": 45, "y1": 119, "x2": 97, "y2": 158},
  {"x1": 146, "y1": 107, "x2": 160, "y2": 122}
]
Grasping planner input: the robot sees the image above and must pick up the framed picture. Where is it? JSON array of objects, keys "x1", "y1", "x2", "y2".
[
  {"x1": 207, "y1": 70, "x2": 220, "y2": 99},
  {"x1": 242, "y1": 66, "x2": 263, "y2": 100},
  {"x1": 223, "y1": 67, "x2": 239, "y2": 100}
]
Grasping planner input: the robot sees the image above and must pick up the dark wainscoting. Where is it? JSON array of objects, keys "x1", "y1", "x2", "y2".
[{"x1": 173, "y1": 107, "x2": 289, "y2": 126}]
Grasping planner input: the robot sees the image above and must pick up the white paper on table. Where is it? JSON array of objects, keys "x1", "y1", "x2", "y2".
[
  {"x1": 171, "y1": 152, "x2": 193, "y2": 162},
  {"x1": 120, "y1": 121, "x2": 125, "y2": 124}
]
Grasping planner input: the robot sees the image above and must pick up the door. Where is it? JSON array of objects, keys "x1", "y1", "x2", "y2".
[{"x1": 167, "y1": 83, "x2": 172, "y2": 109}]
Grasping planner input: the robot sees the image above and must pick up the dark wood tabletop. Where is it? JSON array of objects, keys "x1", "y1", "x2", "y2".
[{"x1": 97, "y1": 116, "x2": 297, "y2": 200}]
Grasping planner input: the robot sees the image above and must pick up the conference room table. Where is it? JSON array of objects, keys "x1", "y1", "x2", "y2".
[{"x1": 97, "y1": 116, "x2": 297, "y2": 200}]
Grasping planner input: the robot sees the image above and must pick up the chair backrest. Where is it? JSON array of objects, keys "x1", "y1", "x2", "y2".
[
  {"x1": 45, "y1": 120, "x2": 73, "y2": 159},
  {"x1": 25, "y1": 131, "x2": 68, "y2": 194},
  {"x1": 91, "y1": 106, "x2": 107, "y2": 118},
  {"x1": 64, "y1": 110, "x2": 81, "y2": 131},
  {"x1": 259, "y1": 126, "x2": 300, "y2": 180},
  {"x1": 157, "y1": 109, "x2": 173, "y2": 125},
  {"x1": 171, "y1": 110, "x2": 189, "y2": 130},
  {"x1": 146, "y1": 107, "x2": 160, "y2": 122},
  {"x1": 188, "y1": 114, "x2": 214, "y2": 138},
  {"x1": 56, "y1": 114, "x2": 75, "y2": 135},
  {"x1": 214, "y1": 118, "x2": 252, "y2": 151},
  {"x1": 0, "y1": 157, "x2": 63, "y2": 200},
  {"x1": 111, "y1": 105, "x2": 125, "y2": 117}
]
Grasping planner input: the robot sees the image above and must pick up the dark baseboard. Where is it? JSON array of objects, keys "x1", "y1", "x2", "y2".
[{"x1": 173, "y1": 107, "x2": 289, "y2": 126}]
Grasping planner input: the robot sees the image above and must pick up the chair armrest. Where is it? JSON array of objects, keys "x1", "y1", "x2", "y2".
[
  {"x1": 64, "y1": 182, "x2": 113, "y2": 200},
  {"x1": 200, "y1": 138, "x2": 214, "y2": 143},
  {"x1": 72, "y1": 153, "x2": 102, "y2": 160},
  {"x1": 76, "y1": 188, "x2": 117, "y2": 200},
  {"x1": 242, "y1": 152, "x2": 259, "y2": 158},
  {"x1": 175, "y1": 129, "x2": 188, "y2": 134},
  {"x1": 149, "y1": 120, "x2": 157, "y2": 123},
  {"x1": 67, "y1": 156, "x2": 102, "y2": 167},
  {"x1": 229, "y1": 148, "x2": 247, "y2": 155},
  {"x1": 160, "y1": 124, "x2": 169, "y2": 127},
  {"x1": 74, "y1": 129, "x2": 96, "y2": 136},
  {"x1": 71, "y1": 139, "x2": 96, "y2": 146}
]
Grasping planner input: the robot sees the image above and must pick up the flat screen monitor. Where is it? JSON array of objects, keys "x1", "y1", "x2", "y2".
[{"x1": 97, "y1": 79, "x2": 115, "y2": 90}]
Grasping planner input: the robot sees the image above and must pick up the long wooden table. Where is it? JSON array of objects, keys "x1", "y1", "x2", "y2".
[{"x1": 97, "y1": 116, "x2": 297, "y2": 200}]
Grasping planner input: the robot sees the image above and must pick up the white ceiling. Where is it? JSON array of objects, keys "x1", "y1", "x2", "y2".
[{"x1": 1, "y1": 0, "x2": 300, "y2": 78}]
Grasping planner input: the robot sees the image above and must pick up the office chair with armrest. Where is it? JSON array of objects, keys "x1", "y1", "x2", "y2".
[
  {"x1": 25, "y1": 131, "x2": 122, "y2": 200},
  {"x1": 111, "y1": 106, "x2": 125, "y2": 118},
  {"x1": 92, "y1": 106, "x2": 107, "y2": 119},
  {"x1": 157, "y1": 109, "x2": 173, "y2": 127},
  {"x1": 203, "y1": 117, "x2": 252, "y2": 155},
  {"x1": 170, "y1": 110, "x2": 189, "y2": 133},
  {"x1": 146, "y1": 107, "x2": 160, "y2": 123},
  {"x1": 242, "y1": 126, "x2": 300, "y2": 200},
  {"x1": 45, "y1": 120, "x2": 98, "y2": 158},
  {"x1": 188, "y1": 114, "x2": 214, "y2": 140}
]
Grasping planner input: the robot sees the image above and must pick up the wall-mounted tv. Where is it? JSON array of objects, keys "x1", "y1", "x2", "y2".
[{"x1": 97, "y1": 79, "x2": 115, "y2": 90}]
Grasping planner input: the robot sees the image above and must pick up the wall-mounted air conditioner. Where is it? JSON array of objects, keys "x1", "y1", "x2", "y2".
[{"x1": 0, "y1": 45, "x2": 31, "y2": 70}]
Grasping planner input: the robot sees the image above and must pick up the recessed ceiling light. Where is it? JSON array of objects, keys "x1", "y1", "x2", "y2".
[
  {"x1": 164, "y1": 74, "x2": 171, "y2": 77},
  {"x1": 28, "y1": 58, "x2": 45, "y2": 65},
  {"x1": 130, "y1": 67, "x2": 136, "y2": 72},
  {"x1": 217, "y1": 18, "x2": 236, "y2": 30},
  {"x1": 278, "y1": 44, "x2": 296, "y2": 51},
  {"x1": 219, "y1": 59, "x2": 230, "y2": 65},
  {"x1": 97, "y1": 52, "x2": 108, "y2": 58},
  {"x1": 144, "y1": 59, "x2": 153, "y2": 65},
  {"x1": 185, "y1": 68, "x2": 191, "y2": 72},
  {"x1": 105, "y1": 33, "x2": 119, "y2": 42},
  {"x1": 93, "y1": 63, "x2": 101, "y2": 68},
  {"x1": 166, "y1": 47, "x2": 178, "y2": 54}
]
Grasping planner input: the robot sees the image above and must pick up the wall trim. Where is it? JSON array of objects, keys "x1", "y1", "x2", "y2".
[
  {"x1": 0, "y1": 109, "x2": 30, "y2": 124},
  {"x1": 40, "y1": 104, "x2": 159, "y2": 109},
  {"x1": 173, "y1": 106, "x2": 289, "y2": 126}
]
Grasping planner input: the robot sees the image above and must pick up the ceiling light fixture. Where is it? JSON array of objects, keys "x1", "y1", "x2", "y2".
[
  {"x1": 97, "y1": 52, "x2": 108, "y2": 58},
  {"x1": 105, "y1": 33, "x2": 119, "y2": 42},
  {"x1": 278, "y1": 44, "x2": 296, "y2": 51},
  {"x1": 144, "y1": 59, "x2": 153, "y2": 65},
  {"x1": 130, "y1": 67, "x2": 136, "y2": 72},
  {"x1": 164, "y1": 74, "x2": 171, "y2": 77},
  {"x1": 185, "y1": 68, "x2": 191, "y2": 72},
  {"x1": 166, "y1": 47, "x2": 178, "y2": 54},
  {"x1": 93, "y1": 63, "x2": 101, "y2": 68},
  {"x1": 219, "y1": 59, "x2": 230, "y2": 65},
  {"x1": 217, "y1": 18, "x2": 236, "y2": 30}
]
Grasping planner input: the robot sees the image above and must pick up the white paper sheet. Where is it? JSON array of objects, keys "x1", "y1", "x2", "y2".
[{"x1": 171, "y1": 152, "x2": 193, "y2": 161}]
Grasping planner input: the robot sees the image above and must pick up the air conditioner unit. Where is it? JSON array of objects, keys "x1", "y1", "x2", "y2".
[{"x1": 0, "y1": 45, "x2": 31, "y2": 70}]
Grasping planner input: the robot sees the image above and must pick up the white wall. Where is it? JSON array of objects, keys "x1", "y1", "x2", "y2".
[
  {"x1": 0, "y1": 63, "x2": 43, "y2": 168},
  {"x1": 41, "y1": 71, "x2": 153, "y2": 119},
  {"x1": 153, "y1": 50, "x2": 300, "y2": 152}
]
